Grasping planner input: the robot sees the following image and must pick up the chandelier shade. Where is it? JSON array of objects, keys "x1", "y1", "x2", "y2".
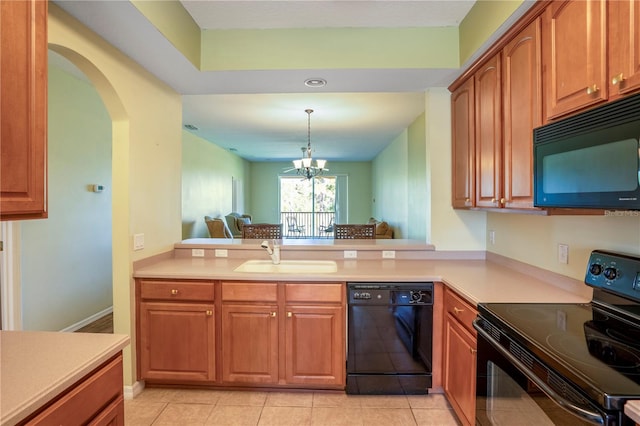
[{"x1": 292, "y1": 109, "x2": 327, "y2": 179}]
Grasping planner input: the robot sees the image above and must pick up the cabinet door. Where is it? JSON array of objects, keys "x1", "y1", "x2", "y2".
[
  {"x1": 444, "y1": 314, "x2": 477, "y2": 426},
  {"x1": 544, "y1": 0, "x2": 607, "y2": 120},
  {"x1": 608, "y1": 0, "x2": 640, "y2": 98},
  {"x1": 221, "y1": 304, "x2": 279, "y2": 384},
  {"x1": 451, "y1": 78, "x2": 475, "y2": 208},
  {"x1": 502, "y1": 18, "x2": 542, "y2": 210},
  {"x1": 474, "y1": 55, "x2": 502, "y2": 209},
  {"x1": 0, "y1": 0, "x2": 48, "y2": 220},
  {"x1": 139, "y1": 302, "x2": 215, "y2": 382},
  {"x1": 284, "y1": 305, "x2": 345, "y2": 387}
]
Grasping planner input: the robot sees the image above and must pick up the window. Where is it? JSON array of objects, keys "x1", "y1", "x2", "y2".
[{"x1": 279, "y1": 176, "x2": 336, "y2": 238}]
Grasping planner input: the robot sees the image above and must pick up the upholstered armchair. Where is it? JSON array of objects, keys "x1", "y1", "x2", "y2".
[
  {"x1": 205, "y1": 216, "x2": 233, "y2": 238},
  {"x1": 368, "y1": 217, "x2": 394, "y2": 239},
  {"x1": 224, "y1": 212, "x2": 252, "y2": 238}
]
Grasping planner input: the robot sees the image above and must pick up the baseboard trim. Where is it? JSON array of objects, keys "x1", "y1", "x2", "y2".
[
  {"x1": 60, "y1": 306, "x2": 113, "y2": 332},
  {"x1": 124, "y1": 381, "x2": 145, "y2": 400}
]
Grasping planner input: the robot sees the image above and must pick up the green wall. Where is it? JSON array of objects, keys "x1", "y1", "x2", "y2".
[
  {"x1": 182, "y1": 131, "x2": 250, "y2": 239},
  {"x1": 21, "y1": 60, "x2": 112, "y2": 331},
  {"x1": 372, "y1": 130, "x2": 409, "y2": 238},
  {"x1": 249, "y1": 162, "x2": 372, "y2": 224}
]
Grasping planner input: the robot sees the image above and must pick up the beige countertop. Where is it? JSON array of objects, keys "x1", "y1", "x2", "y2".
[
  {"x1": 1, "y1": 331, "x2": 130, "y2": 426},
  {"x1": 134, "y1": 254, "x2": 592, "y2": 304},
  {"x1": 625, "y1": 400, "x2": 640, "y2": 424}
]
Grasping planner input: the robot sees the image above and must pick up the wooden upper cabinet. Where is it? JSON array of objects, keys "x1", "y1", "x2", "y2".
[
  {"x1": 608, "y1": 0, "x2": 640, "y2": 98},
  {"x1": 451, "y1": 78, "x2": 475, "y2": 208},
  {"x1": 0, "y1": 0, "x2": 48, "y2": 220},
  {"x1": 543, "y1": 0, "x2": 607, "y2": 120},
  {"x1": 502, "y1": 18, "x2": 542, "y2": 210},
  {"x1": 474, "y1": 55, "x2": 502, "y2": 209}
]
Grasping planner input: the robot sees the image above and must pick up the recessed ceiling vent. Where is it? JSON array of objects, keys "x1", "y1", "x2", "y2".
[
  {"x1": 304, "y1": 78, "x2": 327, "y2": 88},
  {"x1": 184, "y1": 124, "x2": 198, "y2": 131}
]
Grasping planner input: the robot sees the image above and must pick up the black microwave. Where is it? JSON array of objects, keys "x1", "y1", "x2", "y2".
[{"x1": 533, "y1": 94, "x2": 640, "y2": 210}]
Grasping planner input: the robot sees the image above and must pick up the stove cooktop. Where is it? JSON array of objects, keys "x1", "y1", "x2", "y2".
[
  {"x1": 477, "y1": 250, "x2": 640, "y2": 410},
  {"x1": 478, "y1": 302, "x2": 640, "y2": 407}
]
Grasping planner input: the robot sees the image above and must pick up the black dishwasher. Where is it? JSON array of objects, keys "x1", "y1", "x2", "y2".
[{"x1": 346, "y1": 282, "x2": 433, "y2": 394}]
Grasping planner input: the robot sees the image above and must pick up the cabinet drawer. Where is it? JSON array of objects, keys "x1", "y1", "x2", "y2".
[
  {"x1": 221, "y1": 282, "x2": 277, "y2": 302},
  {"x1": 444, "y1": 288, "x2": 478, "y2": 336},
  {"x1": 285, "y1": 283, "x2": 344, "y2": 303},
  {"x1": 139, "y1": 280, "x2": 214, "y2": 302},
  {"x1": 24, "y1": 354, "x2": 123, "y2": 425}
]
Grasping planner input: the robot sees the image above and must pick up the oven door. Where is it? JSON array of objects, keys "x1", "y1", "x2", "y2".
[{"x1": 474, "y1": 320, "x2": 621, "y2": 426}]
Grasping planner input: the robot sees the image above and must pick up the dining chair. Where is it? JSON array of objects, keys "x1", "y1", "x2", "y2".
[
  {"x1": 241, "y1": 223, "x2": 283, "y2": 239},
  {"x1": 334, "y1": 224, "x2": 376, "y2": 239}
]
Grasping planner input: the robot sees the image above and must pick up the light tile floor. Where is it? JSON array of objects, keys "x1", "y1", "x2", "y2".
[{"x1": 125, "y1": 388, "x2": 461, "y2": 426}]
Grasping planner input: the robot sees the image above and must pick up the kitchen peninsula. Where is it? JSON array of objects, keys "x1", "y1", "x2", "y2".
[
  {"x1": 133, "y1": 238, "x2": 593, "y2": 422},
  {"x1": 134, "y1": 238, "x2": 591, "y2": 305},
  {"x1": 1, "y1": 331, "x2": 129, "y2": 426}
]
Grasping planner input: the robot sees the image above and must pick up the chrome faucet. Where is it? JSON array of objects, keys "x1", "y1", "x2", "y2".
[{"x1": 260, "y1": 240, "x2": 280, "y2": 264}]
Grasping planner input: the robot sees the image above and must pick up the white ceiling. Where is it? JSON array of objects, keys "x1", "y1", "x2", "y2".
[{"x1": 52, "y1": 1, "x2": 530, "y2": 162}]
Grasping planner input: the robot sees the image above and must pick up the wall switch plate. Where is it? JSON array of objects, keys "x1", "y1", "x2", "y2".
[
  {"x1": 133, "y1": 233, "x2": 144, "y2": 251},
  {"x1": 558, "y1": 244, "x2": 569, "y2": 264},
  {"x1": 489, "y1": 230, "x2": 496, "y2": 245},
  {"x1": 382, "y1": 250, "x2": 396, "y2": 259},
  {"x1": 192, "y1": 248, "x2": 205, "y2": 257},
  {"x1": 344, "y1": 250, "x2": 357, "y2": 259},
  {"x1": 215, "y1": 249, "x2": 228, "y2": 258}
]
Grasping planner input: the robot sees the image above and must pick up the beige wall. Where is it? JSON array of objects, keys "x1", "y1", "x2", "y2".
[
  {"x1": 182, "y1": 131, "x2": 250, "y2": 239},
  {"x1": 49, "y1": 4, "x2": 183, "y2": 385},
  {"x1": 20, "y1": 60, "x2": 112, "y2": 331},
  {"x1": 487, "y1": 213, "x2": 640, "y2": 281},
  {"x1": 426, "y1": 88, "x2": 487, "y2": 250}
]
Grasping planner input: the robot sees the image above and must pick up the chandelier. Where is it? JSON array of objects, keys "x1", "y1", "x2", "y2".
[{"x1": 292, "y1": 109, "x2": 327, "y2": 179}]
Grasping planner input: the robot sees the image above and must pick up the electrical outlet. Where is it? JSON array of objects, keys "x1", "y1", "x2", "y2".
[
  {"x1": 489, "y1": 230, "x2": 496, "y2": 245},
  {"x1": 214, "y1": 249, "x2": 228, "y2": 258},
  {"x1": 558, "y1": 244, "x2": 569, "y2": 264},
  {"x1": 382, "y1": 250, "x2": 396, "y2": 259},
  {"x1": 133, "y1": 233, "x2": 144, "y2": 251},
  {"x1": 344, "y1": 250, "x2": 357, "y2": 259},
  {"x1": 192, "y1": 248, "x2": 205, "y2": 257}
]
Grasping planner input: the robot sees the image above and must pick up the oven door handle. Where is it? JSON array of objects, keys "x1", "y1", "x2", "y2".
[{"x1": 474, "y1": 320, "x2": 605, "y2": 425}]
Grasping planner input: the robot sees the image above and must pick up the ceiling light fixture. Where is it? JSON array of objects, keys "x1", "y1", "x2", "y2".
[
  {"x1": 304, "y1": 78, "x2": 327, "y2": 88},
  {"x1": 292, "y1": 109, "x2": 327, "y2": 180}
]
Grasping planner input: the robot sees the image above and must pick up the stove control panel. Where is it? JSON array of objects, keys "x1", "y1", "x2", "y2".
[{"x1": 585, "y1": 250, "x2": 640, "y2": 299}]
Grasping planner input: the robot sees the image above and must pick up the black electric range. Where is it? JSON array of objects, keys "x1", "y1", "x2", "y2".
[{"x1": 475, "y1": 250, "x2": 640, "y2": 425}]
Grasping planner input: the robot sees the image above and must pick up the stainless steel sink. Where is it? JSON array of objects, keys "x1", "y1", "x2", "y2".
[{"x1": 234, "y1": 259, "x2": 338, "y2": 274}]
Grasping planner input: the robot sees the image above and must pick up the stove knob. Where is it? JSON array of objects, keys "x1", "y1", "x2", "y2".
[
  {"x1": 604, "y1": 267, "x2": 618, "y2": 280},
  {"x1": 589, "y1": 263, "x2": 603, "y2": 275}
]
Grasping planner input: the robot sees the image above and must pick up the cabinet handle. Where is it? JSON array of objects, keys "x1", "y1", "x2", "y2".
[
  {"x1": 470, "y1": 348, "x2": 477, "y2": 355},
  {"x1": 500, "y1": 198, "x2": 506, "y2": 205},
  {"x1": 171, "y1": 289, "x2": 178, "y2": 295},
  {"x1": 490, "y1": 198, "x2": 496, "y2": 203},
  {"x1": 612, "y1": 73, "x2": 625, "y2": 86},
  {"x1": 453, "y1": 307, "x2": 464, "y2": 315},
  {"x1": 271, "y1": 312, "x2": 277, "y2": 317},
  {"x1": 586, "y1": 84, "x2": 599, "y2": 95},
  {"x1": 287, "y1": 312, "x2": 292, "y2": 318},
  {"x1": 206, "y1": 310, "x2": 213, "y2": 316}
]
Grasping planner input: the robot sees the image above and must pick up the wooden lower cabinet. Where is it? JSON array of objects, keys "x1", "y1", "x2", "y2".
[
  {"x1": 139, "y1": 302, "x2": 215, "y2": 382},
  {"x1": 285, "y1": 304, "x2": 344, "y2": 386},
  {"x1": 136, "y1": 279, "x2": 346, "y2": 389},
  {"x1": 136, "y1": 279, "x2": 216, "y2": 383},
  {"x1": 22, "y1": 354, "x2": 124, "y2": 425},
  {"x1": 220, "y1": 281, "x2": 346, "y2": 389},
  {"x1": 221, "y1": 303, "x2": 279, "y2": 384},
  {"x1": 443, "y1": 288, "x2": 478, "y2": 426}
]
